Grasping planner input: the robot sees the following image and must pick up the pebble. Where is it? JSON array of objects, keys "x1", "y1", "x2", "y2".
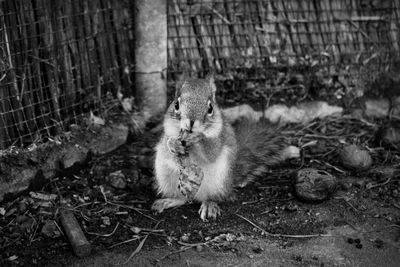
[
  {"x1": 374, "y1": 238, "x2": 384, "y2": 249},
  {"x1": 180, "y1": 234, "x2": 189, "y2": 242},
  {"x1": 18, "y1": 201, "x2": 27, "y2": 213},
  {"x1": 131, "y1": 226, "x2": 141, "y2": 234},
  {"x1": 15, "y1": 215, "x2": 29, "y2": 224},
  {"x1": 196, "y1": 245, "x2": 203, "y2": 252},
  {"x1": 106, "y1": 170, "x2": 127, "y2": 189},
  {"x1": 295, "y1": 168, "x2": 337, "y2": 202},
  {"x1": 252, "y1": 247, "x2": 263, "y2": 254},
  {"x1": 339, "y1": 144, "x2": 372, "y2": 170}
]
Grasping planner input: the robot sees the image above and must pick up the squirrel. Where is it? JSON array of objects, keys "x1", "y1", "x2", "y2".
[{"x1": 151, "y1": 76, "x2": 299, "y2": 221}]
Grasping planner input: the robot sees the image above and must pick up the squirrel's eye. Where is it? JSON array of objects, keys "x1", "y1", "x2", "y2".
[
  {"x1": 207, "y1": 101, "x2": 213, "y2": 115},
  {"x1": 174, "y1": 98, "x2": 180, "y2": 111}
]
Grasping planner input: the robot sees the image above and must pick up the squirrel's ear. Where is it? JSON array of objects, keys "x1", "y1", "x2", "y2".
[
  {"x1": 175, "y1": 72, "x2": 188, "y2": 97},
  {"x1": 206, "y1": 74, "x2": 217, "y2": 95}
]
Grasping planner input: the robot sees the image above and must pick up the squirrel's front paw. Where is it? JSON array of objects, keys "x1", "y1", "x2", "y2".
[
  {"x1": 198, "y1": 201, "x2": 221, "y2": 221},
  {"x1": 166, "y1": 138, "x2": 186, "y2": 155},
  {"x1": 152, "y1": 198, "x2": 186, "y2": 213},
  {"x1": 183, "y1": 131, "x2": 204, "y2": 146}
]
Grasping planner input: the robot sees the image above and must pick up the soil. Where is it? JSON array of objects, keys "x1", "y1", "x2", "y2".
[{"x1": 1, "y1": 120, "x2": 400, "y2": 267}]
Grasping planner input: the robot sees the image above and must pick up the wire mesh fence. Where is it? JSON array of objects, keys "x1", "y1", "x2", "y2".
[
  {"x1": 1, "y1": 0, "x2": 400, "y2": 149},
  {"x1": 167, "y1": 0, "x2": 400, "y2": 103},
  {"x1": 0, "y1": 0, "x2": 134, "y2": 149}
]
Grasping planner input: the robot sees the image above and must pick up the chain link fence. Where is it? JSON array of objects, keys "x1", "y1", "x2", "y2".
[{"x1": 0, "y1": 0, "x2": 134, "y2": 149}]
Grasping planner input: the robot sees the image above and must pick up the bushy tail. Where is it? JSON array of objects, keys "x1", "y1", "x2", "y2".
[{"x1": 232, "y1": 119, "x2": 299, "y2": 187}]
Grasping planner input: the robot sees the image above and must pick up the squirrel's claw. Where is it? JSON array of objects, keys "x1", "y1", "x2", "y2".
[
  {"x1": 152, "y1": 198, "x2": 186, "y2": 213},
  {"x1": 198, "y1": 201, "x2": 221, "y2": 221},
  {"x1": 166, "y1": 138, "x2": 186, "y2": 155}
]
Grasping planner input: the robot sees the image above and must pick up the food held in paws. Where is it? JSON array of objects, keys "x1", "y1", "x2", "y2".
[{"x1": 178, "y1": 161, "x2": 204, "y2": 200}]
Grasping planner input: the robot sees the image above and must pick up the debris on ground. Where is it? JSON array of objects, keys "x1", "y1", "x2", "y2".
[
  {"x1": 339, "y1": 144, "x2": 373, "y2": 170},
  {"x1": 0, "y1": 107, "x2": 400, "y2": 266},
  {"x1": 295, "y1": 168, "x2": 338, "y2": 202}
]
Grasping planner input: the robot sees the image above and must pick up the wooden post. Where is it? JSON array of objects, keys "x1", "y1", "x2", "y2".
[{"x1": 134, "y1": 0, "x2": 167, "y2": 120}]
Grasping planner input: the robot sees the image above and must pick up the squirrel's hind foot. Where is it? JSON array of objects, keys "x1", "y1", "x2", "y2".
[
  {"x1": 152, "y1": 198, "x2": 187, "y2": 213},
  {"x1": 198, "y1": 201, "x2": 221, "y2": 221}
]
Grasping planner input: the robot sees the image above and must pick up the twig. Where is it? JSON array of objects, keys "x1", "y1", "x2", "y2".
[
  {"x1": 236, "y1": 214, "x2": 332, "y2": 238},
  {"x1": 108, "y1": 202, "x2": 157, "y2": 222},
  {"x1": 242, "y1": 199, "x2": 260, "y2": 205},
  {"x1": 336, "y1": 197, "x2": 360, "y2": 212},
  {"x1": 86, "y1": 222, "x2": 120, "y2": 237},
  {"x1": 304, "y1": 134, "x2": 340, "y2": 140},
  {"x1": 121, "y1": 221, "x2": 161, "y2": 265},
  {"x1": 0, "y1": 72, "x2": 6, "y2": 82},
  {"x1": 367, "y1": 176, "x2": 392, "y2": 189},
  {"x1": 210, "y1": 8, "x2": 231, "y2": 24},
  {"x1": 99, "y1": 185, "x2": 157, "y2": 221},
  {"x1": 121, "y1": 235, "x2": 148, "y2": 265},
  {"x1": 312, "y1": 159, "x2": 346, "y2": 174},
  {"x1": 108, "y1": 236, "x2": 140, "y2": 249},
  {"x1": 158, "y1": 237, "x2": 218, "y2": 262}
]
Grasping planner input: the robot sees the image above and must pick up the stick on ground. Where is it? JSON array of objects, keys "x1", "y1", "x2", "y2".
[{"x1": 60, "y1": 209, "x2": 92, "y2": 258}]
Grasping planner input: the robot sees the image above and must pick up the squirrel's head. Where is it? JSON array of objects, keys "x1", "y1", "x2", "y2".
[{"x1": 164, "y1": 75, "x2": 223, "y2": 138}]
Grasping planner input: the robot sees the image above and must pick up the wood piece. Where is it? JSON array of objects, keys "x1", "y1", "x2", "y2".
[{"x1": 60, "y1": 209, "x2": 92, "y2": 258}]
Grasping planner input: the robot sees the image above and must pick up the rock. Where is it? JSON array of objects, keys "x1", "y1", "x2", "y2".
[
  {"x1": 338, "y1": 144, "x2": 372, "y2": 170},
  {"x1": 106, "y1": 170, "x2": 127, "y2": 189},
  {"x1": 364, "y1": 99, "x2": 390, "y2": 118},
  {"x1": 375, "y1": 123, "x2": 400, "y2": 148},
  {"x1": 18, "y1": 201, "x2": 27, "y2": 213},
  {"x1": 370, "y1": 166, "x2": 397, "y2": 181},
  {"x1": 41, "y1": 220, "x2": 61, "y2": 238},
  {"x1": 15, "y1": 214, "x2": 30, "y2": 224},
  {"x1": 374, "y1": 238, "x2": 384, "y2": 249},
  {"x1": 0, "y1": 166, "x2": 37, "y2": 202},
  {"x1": 264, "y1": 101, "x2": 343, "y2": 124},
  {"x1": 0, "y1": 123, "x2": 129, "y2": 202},
  {"x1": 60, "y1": 144, "x2": 89, "y2": 169},
  {"x1": 364, "y1": 97, "x2": 400, "y2": 118},
  {"x1": 180, "y1": 234, "x2": 189, "y2": 242},
  {"x1": 295, "y1": 168, "x2": 337, "y2": 202},
  {"x1": 223, "y1": 104, "x2": 263, "y2": 123},
  {"x1": 40, "y1": 144, "x2": 62, "y2": 180},
  {"x1": 87, "y1": 124, "x2": 129, "y2": 155}
]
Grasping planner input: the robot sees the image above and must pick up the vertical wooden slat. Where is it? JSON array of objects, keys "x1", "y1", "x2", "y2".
[
  {"x1": 100, "y1": 0, "x2": 120, "y2": 90},
  {"x1": 276, "y1": 0, "x2": 295, "y2": 61},
  {"x1": 82, "y1": 0, "x2": 100, "y2": 97}
]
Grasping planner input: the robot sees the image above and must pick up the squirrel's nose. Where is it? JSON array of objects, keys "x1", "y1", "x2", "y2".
[{"x1": 181, "y1": 119, "x2": 195, "y2": 132}]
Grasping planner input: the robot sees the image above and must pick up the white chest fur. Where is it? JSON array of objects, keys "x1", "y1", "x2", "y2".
[
  {"x1": 155, "y1": 137, "x2": 234, "y2": 201},
  {"x1": 193, "y1": 145, "x2": 233, "y2": 201}
]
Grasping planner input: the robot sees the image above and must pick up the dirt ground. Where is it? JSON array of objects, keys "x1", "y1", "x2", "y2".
[{"x1": 1, "y1": 120, "x2": 400, "y2": 267}]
